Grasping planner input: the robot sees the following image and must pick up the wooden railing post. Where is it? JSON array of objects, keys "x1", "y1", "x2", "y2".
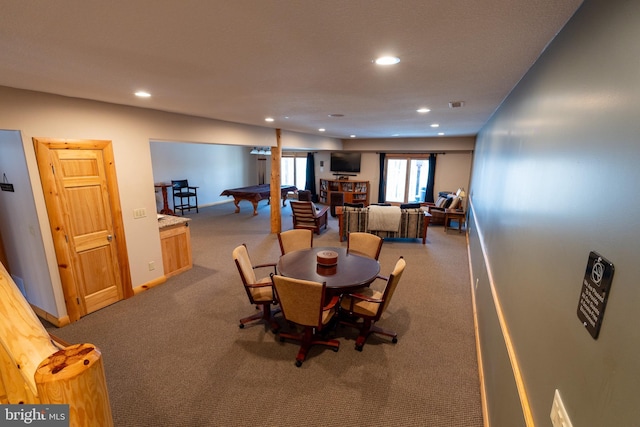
[{"x1": 36, "y1": 344, "x2": 113, "y2": 427}]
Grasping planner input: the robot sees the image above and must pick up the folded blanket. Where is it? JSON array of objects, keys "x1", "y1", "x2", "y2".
[{"x1": 367, "y1": 205, "x2": 401, "y2": 232}]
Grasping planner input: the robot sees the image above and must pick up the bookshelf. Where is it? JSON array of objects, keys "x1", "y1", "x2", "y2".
[{"x1": 319, "y1": 179, "x2": 369, "y2": 205}]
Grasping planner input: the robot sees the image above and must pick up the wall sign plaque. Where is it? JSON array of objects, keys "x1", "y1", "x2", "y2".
[
  {"x1": 577, "y1": 251, "x2": 615, "y2": 339},
  {"x1": 0, "y1": 173, "x2": 13, "y2": 192}
]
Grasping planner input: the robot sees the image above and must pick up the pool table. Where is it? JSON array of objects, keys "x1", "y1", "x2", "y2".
[{"x1": 220, "y1": 184, "x2": 297, "y2": 215}]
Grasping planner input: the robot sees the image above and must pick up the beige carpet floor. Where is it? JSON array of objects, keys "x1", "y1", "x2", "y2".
[{"x1": 47, "y1": 201, "x2": 483, "y2": 426}]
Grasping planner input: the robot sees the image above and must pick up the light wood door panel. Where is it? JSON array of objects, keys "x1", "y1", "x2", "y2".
[
  {"x1": 55, "y1": 150, "x2": 122, "y2": 313},
  {"x1": 34, "y1": 138, "x2": 131, "y2": 321}
]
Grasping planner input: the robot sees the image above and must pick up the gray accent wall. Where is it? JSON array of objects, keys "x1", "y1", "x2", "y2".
[{"x1": 470, "y1": 0, "x2": 640, "y2": 425}]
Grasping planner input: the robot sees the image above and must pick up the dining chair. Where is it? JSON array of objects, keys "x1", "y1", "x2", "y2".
[
  {"x1": 290, "y1": 201, "x2": 329, "y2": 234},
  {"x1": 347, "y1": 232, "x2": 383, "y2": 260},
  {"x1": 232, "y1": 244, "x2": 280, "y2": 332},
  {"x1": 271, "y1": 275, "x2": 340, "y2": 367},
  {"x1": 339, "y1": 256, "x2": 406, "y2": 351},
  {"x1": 277, "y1": 229, "x2": 313, "y2": 255}
]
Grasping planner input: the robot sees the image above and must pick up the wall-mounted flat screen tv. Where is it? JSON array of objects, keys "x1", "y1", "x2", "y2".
[{"x1": 330, "y1": 152, "x2": 361, "y2": 173}]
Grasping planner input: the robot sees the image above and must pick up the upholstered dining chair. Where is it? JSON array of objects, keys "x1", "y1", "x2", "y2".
[
  {"x1": 339, "y1": 256, "x2": 406, "y2": 351},
  {"x1": 277, "y1": 229, "x2": 313, "y2": 255},
  {"x1": 232, "y1": 244, "x2": 280, "y2": 332},
  {"x1": 290, "y1": 201, "x2": 329, "y2": 235},
  {"x1": 271, "y1": 275, "x2": 340, "y2": 367},
  {"x1": 347, "y1": 232, "x2": 383, "y2": 260}
]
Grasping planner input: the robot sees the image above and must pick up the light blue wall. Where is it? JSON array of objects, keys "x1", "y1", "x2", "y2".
[
  {"x1": 470, "y1": 0, "x2": 640, "y2": 425},
  {"x1": 150, "y1": 142, "x2": 257, "y2": 210}
]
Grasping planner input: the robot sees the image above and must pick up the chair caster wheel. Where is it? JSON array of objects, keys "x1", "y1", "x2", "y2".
[
  {"x1": 239, "y1": 324, "x2": 245, "y2": 329},
  {"x1": 333, "y1": 347, "x2": 339, "y2": 352},
  {"x1": 392, "y1": 337, "x2": 398, "y2": 344},
  {"x1": 280, "y1": 337, "x2": 285, "y2": 342},
  {"x1": 355, "y1": 345, "x2": 363, "y2": 352},
  {"x1": 295, "y1": 360, "x2": 302, "y2": 367}
]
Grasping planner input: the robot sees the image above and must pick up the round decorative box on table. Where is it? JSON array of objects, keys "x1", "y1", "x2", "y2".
[{"x1": 317, "y1": 250, "x2": 338, "y2": 267}]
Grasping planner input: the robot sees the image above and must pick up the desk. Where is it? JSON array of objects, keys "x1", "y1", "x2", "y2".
[
  {"x1": 220, "y1": 184, "x2": 297, "y2": 215},
  {"x1": 154, "y1": 183, "x2": 174, "y2": 215},
  {"x1": 444, "y1": 209, "x2": 466, "y2": 233},
  {"x1": 277, "y1": 247, "x2": 380, "y2": 296}
]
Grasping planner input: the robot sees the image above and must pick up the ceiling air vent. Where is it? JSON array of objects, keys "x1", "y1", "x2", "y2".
[{"x1": 448, "y1": 101, "x2": 465, "y2": 108}]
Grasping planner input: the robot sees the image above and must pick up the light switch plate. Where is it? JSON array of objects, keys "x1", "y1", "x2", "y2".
[
  {"x1": 550, "y1": 389, "x2": 573, "y2": 427},
  {"x1": 133, "y1": 208, "x2": 147, "y2": 219}
]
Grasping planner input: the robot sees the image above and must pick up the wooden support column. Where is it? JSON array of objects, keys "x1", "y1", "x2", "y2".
[{"x1": 270, "y1": 129, "x2": 282, "y2": 233}]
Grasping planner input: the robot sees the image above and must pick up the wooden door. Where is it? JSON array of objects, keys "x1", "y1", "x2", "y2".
[{"x1": 34, "y1": 138, "x2": 132, "y2": 322}]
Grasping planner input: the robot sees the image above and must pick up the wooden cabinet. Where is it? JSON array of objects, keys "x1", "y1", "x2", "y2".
[
  {"x1": 319, "y1": 179, "x2": 369, "y2": 205},
  {"x1": 159, "y1": 217, "x2": 192, "y2": 278}
]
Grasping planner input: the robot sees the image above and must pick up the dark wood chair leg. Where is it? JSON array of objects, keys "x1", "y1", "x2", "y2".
[
  {"x1": 279, "y1": 326, "x2": 340, "y2": 366},
  {"x1": 239, "y1": 303, "x2": 280, "y2": 332}
]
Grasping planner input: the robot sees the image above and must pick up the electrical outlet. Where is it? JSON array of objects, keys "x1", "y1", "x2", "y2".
[
  {"x1": 475, "y1": 278, "x2": 479, "y2": 289},
  {"x1": 550, "y1": 389, "x2": 573, "y2": 427},
  {"x1": 133, "y1": 208, "x2": 147, "y2": 219},
  {"x1": 148, "y1": 261, "x2": 155, "y2": 271}
]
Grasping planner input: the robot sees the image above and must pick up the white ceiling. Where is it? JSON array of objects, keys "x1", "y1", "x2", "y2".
[{"x1": 0, "y1": 1, "x2": 582, "y2": 139}]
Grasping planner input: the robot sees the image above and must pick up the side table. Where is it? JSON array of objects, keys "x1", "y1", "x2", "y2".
[
  {"x1": 154, "y1": 183, "x2": 175, "y2": 215},
  {"x1": 444, "y1": 209, "x2": 466, "y2": 233}
]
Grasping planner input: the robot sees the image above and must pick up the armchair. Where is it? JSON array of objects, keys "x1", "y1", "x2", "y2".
[
  {"x1": 290, "y1": 201, "x2": 329, "y2": 234},
  {"x1": 425, "y1": 190, "x2": 464, "y2": 225},
  {"x1": 232, "y1": 244, "x2": 280, "y2": 332},
  {"x1": 339, "y1": 256, "x2": 406, "y2": 351},
  {"x1": 271, "y1": 275, "x2": 340, "y2": 367}
]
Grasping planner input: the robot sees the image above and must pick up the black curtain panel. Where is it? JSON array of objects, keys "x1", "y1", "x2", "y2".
[
  {"x1": 305, "y1": 152, "x2": 317, "y2": 198},
  {"x1": 378, "y1": 152, "x2": 386, "y2": 203},
  {"x1": 425, "y1": 153, "x2": 437, "y2": 202}
]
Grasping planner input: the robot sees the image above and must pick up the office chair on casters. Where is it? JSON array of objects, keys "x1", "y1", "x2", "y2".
[
  {"x1": 277, "y1": 229, "x2": 314, "y2": 255},
  {"x1": 172, "y1": 179, "x2": 199, "y2": 215},
  {"x1": 347, "y1": 232, "x2": 383, "y2": 260},
  {"x1": 232, "y1": 244, "x2": 281, "y2": 333},
  {"x1": 339, "y1": 256, "x2": 406, "y2": 351},
  {"x1": 271, "y1": 275, "x2": 340, "y2": 367}
]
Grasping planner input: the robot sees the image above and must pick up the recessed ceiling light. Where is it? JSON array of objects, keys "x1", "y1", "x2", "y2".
[
  {"x1": 265, "y1": 117, "x2": 274, "y2": 122},
  {"x1": 134, "y1": 91, "x2": 151, "y2": 98},
  {"x1": 438, "y1": 132, "x2": 445, "y2": 136},
  {"x1": 417, "y1": 108, "x2": 431, "y2": 113},
  {"x1": 375, "y1": 56, "x2": 400, "y2": 65},
  {"x1": 318, "y1": 128, "x2": 326, "y2": 132},
  {"x1": 350, "y1": 135, "x2": 356, "y2": 138},
  {"x1": 430, "y1": 124, "x2": 440, "y2": 128}
]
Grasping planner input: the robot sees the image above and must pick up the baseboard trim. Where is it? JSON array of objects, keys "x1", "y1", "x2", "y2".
[
  {"x1": 468, "y1": 198, "x2": 535, "y2": 427},
  {"x1": 30, "y1": 304, "x2": 70, "y2": 328},
  {"x1": 467, "y1": 230, "x2": 490, "y2": 427},
  {"x1": 133, "y1": 275, "x2": 167, "y2": 295}
]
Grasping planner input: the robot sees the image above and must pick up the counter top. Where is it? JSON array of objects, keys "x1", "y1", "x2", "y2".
[{"x1": 157, "y1": 214, "x2": 191, "y2": 229}]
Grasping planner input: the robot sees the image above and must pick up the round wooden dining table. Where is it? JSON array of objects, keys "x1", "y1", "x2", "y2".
[{"x1": 276, "y1": 246, "x2": 380, "y2": 296}]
